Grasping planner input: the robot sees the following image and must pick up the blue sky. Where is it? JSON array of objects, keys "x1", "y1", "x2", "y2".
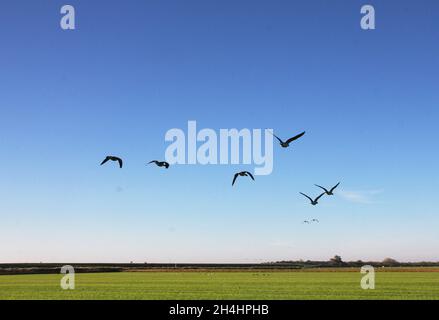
[{"x1": 0, "y1": 0, "x2": 438, "y2": 263}]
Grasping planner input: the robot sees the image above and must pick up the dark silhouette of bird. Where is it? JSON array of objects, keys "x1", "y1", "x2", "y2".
[
  {"x1": 100, "y1": 156, "x2": 123, "y2": 168},
  {"x1": 232, "y1": 171, "x2": 255, "y2": 186},
  {"x1": 315, "y1": 182, "x2": 340, "y2": 195},
  {"x1": 148, "y1": 160, "x2": 170, "y2": 169},
  {"x1": 302, "y1": 220, "x2": 310, "y2": 224},
  {"x1": 269, "y1": 130, "x2": 305, "y2": 148},
  {"x1": 311, "y1": 219, "x2": 319, "y2": 223},
  {"x1": 300, "y1": 192, "x2": 325, "y2": 205}
]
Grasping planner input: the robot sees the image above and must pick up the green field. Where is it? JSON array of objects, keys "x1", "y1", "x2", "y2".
[{"x1": 1, "y1": 271, "x2": 439, "y2": 300}]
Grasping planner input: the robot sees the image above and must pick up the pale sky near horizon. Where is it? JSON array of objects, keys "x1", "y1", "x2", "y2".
[{"x1": 0, "y1": 0, "x2": 438, "y2": 263}]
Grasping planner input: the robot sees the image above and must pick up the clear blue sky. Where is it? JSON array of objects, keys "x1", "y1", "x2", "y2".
[{"x1": 0, "y1": 0, "x2": 438, "y2": 263}]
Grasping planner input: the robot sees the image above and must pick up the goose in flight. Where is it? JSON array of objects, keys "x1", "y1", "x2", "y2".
[
  {"x1": 311, "y1": 219, "x2": 319, "y2": 223},
  {"x1": 315, "y1": 182, "x2": 340, "y2": 195},
  {"x1": 269, "y1": 130, "x2": 305, "y2": 148},
  {"x1": 302, "y1": 220, "x2": 310, "y2": 224},
  {"x1": 100, "y1": 156, "x2": 123, "y2": 168},
  {"x1": 232, "y1": 171, "x2": 255, "y2": 186},
  {"x1": 300, "y1": 192, "x2": 325, "y2": 206},
  {"x1": 148, "y1": 160, "x2": 170, "y2": 169}
]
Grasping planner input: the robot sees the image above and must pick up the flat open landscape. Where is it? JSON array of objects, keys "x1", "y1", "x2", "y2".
[{"x1": 1, "y1": 270, "x2": 439, "y2": 300}]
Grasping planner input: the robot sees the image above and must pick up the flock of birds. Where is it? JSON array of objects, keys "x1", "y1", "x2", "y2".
[
  {"x1": 302, "y1": 219, "x2": 319, "y2": 224},
  {"x1": 100, "y1": 156, "x2": 170, "y2": 169},
  {"x1": 100, "y1": 130, "x2": 340, "y2": 223},
  {"x1": 300, "y1": 182, "x2": 340, "y2": 206},
  {"x1": 298, "y1": 182, "x2": 340, "y2": 224}
]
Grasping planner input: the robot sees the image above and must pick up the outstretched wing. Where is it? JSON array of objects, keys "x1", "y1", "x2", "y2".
[
  {"x1": 116, "y1": 157, "x2": 123, "y2": 168},
  {"x1": 232, "y1": 173, "x2": 239, "y2": 186},
  {"x1": 315, "y1": 184, "x2": 329, "y2": 193},
  {"x1": 285, "y1": 131, "x2": 305, "y2": 144},
  {"x1": 268, "y1": 130, "x2": 284, "y2": 144},
  {"x1": 300, "y1": 192, "x2": 313, "y2": 202},
  {"x1": 330, "y1": 182, "x2": 340, "y2": 193},
  {"x1": 100, "y1": 157, "x2": 110, "y2": 166},
  {"x1": 315, "y1": 192, "x2": 326, "y2": 202},
  {"x1": 148, "y1": 160, "x2": 158, "y2": 165},
  {"x1": 245, "y1": 171, "x2": 255, "y2": 180}
]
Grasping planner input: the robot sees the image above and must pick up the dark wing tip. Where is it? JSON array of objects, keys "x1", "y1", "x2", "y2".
[
  {"x1": 315, "y1": 184, "x2": 329, "y2": 192},
  {"x1": 286, "y1": 131, "x2": 306, "y2": 143},
  {"x1": 330, "y1": 182, "x2": 341, "y2": 192},
  {"x1": 246, "y1": 171, "x2": 255, "y2": 180},
  {"x1": 300, "y1": 192, "x2": 312, "y2": 201},
  {"x1": 268, "y1": 130, "x2": 283, "y2": 143},
  {"x1": 100, "y1": 157, "x2": 109, "y2": 165},
  {"x1": 232, "y1": 173, "x2": 239, "y2": 186}
]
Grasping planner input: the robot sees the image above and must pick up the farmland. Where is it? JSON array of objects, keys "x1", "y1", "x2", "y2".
[{"x1": 1, "y1": 269, "x2": 439, "y2": 300}]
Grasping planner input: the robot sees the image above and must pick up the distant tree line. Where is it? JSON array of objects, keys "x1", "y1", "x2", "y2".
[
  {"x1": 266, "y1": 255, "x2": 439, "y2": 268},
  {"x1": 1, "y1": 257, "x2": 439, "y2": 275}
]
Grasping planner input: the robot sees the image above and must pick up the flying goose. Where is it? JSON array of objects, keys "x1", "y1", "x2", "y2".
[
  {"x1": 300, "y1": 192, "x2": 325, "y2": 206},
  {"x1": 315, "y1": 182, "x2": 340, "y2": 195},
  {"x1": 100, "y1": 156, "x2": 123, "y2": 168},
  {"x1": 269, "y1": 131, "x2": 305, "y2": 148},
  {"x1": 148, "y1": 160, "x2": 170, "y2": 169},
  {"x1": 232, "y1": 171, "x2": 255, "y2": 186}
]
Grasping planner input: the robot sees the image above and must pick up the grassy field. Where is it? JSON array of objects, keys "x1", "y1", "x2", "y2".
[{"x1": 1, "y1": 270, "x2": 439, "y2": 300}]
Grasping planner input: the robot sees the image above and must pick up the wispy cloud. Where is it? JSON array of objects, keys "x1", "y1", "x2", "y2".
[{"x1": 338, "y1": 189, "x2": 383, "y2": 204}]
